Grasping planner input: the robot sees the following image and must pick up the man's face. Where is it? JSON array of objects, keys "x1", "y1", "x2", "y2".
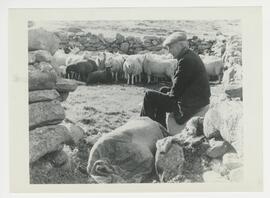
[{"x1": 166, "y1": 41, "x2": 184, "y2": 58}]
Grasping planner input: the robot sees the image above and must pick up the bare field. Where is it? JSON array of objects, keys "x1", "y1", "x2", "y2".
[{"x1": 33, "y1": 20, "x2": 240, "y2": 40}]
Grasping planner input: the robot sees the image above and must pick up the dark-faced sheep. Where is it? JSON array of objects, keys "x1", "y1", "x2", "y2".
[{"x1": 66, "y1": 59, "x2": 98, "y2": 82}]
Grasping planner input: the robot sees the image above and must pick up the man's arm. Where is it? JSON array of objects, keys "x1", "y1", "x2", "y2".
[{"x1": 169, "y1": 57, "x2": 195, "y2": 100}]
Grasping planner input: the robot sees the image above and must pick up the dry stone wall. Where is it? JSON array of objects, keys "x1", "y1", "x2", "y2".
[
  {"x1": 28, "y1": 28, "x2": 85, "y2": 183},
  {"x1": 55, "y1": 30, "x2": 226, "y2": 56}
]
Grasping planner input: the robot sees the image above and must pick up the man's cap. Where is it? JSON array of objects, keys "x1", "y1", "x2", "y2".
[{"x1": 163, "y1": 32, "x2": 187, "y2": 47}]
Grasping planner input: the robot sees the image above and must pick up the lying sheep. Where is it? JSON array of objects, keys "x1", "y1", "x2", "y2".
[
  {"x1": 86, "y1": 67, "x2": 113, "y2": 84},
  {"x1": 66, "y1": 59, "x2": 98, "y2": 82}
]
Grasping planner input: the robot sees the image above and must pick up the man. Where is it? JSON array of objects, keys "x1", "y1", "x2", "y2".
[{"x1": 140, "y1": 32, "x2": 211, "y2": 128}]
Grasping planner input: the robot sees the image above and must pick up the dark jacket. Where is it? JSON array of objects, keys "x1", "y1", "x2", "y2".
[{"x1": 169, "y1": 48, "x2": 211, "y2": 108}]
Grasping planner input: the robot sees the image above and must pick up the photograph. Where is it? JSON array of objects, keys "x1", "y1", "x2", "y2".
[
  {"x1": 8, "y1": 7, "x2": 262, "y2": 192},
  {"x1": 28, "y1": 19, "x2": 243, "y2": 184}
]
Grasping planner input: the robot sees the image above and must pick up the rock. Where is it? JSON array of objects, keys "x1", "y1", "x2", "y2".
[
  {"x1": 32, "y1": 50, "x2": 53, "y2": 62},
  {"x1": 55, "y1": 78, "x2": 78, "y2": 92},
  {"x1": 184, "y1": 116, "x2": 204, "y2": 136},
  {"x1": 87, "y1": 117, "x2": 165, "y2": 183},
  {"x1": 166, "y1": 105, "x2": 209, "y2": 135},
  {"x1": 155, "y1": 137, "x2": 185, "y2": 182},
  {"x1": 203, "y1": 171, "x2": 229, "y2": 182},
  {"x1": 143, "y1": 36, "x2": 158, "y2": 41},
  {"x1": 60, "y1": 123, "x2": 85, "y2": 145},
  {"x1": 28, "y1": 70, "x2": 57, "y2": 91},
  {"x1": 44, "y1": 150, "x2": 69, "y2": 167},
  {"x1": 29, "y1": 89, "x2": 60, "y2": 104},
  {"x1": 28, "y1": 28, "x2": 60, "y2": 55},
  {"x1": 29, "y1": 125, "x2": 71, "y2": 163},
  {"x1": 203, "y1": 100, "x2": 243, "y2": 155},
  {"x1": 37, "y1": 62, "x2": 57, "y2": 75},
  {"x1": 152, "y1": 40, "x2": 159, "y2": 45},
  {"x1": 225, "y1": 83, "x2": 243, "y2": 100},
  {"x1": 222, "y1": 153, "x2": 243, "y2": 170},
  {"x1": 85, "y1": 133, "x2": 102, "y2": 146},
  {"x1": 228, "y1": 167, "x2": 243, "y2": 182},
  {"x1": 206, "y1": 139, "x2": 232, "y2": 158},
  {"x1": 222, "y1": 66, "x2": 237, "y2": 85},
  {"x1": 67, "y1": 27, "x2": 82, "y2": 33},
  {"x1": 209, "y1": 159, "x2": 229, "y2": 176},
  {"x1": 29, "y1": 100, "x2": 65, "y2": 129},
  {"x1": 28, "y1": 52, "x2": 36, "y2": 64},
  {"x1": 115, "y1": 33, "x2": 125, "y2": 43},
  {"x1": 57, "y1": 91, "x2": 69, "y2": 102},
  {"x1": 120, "y1": 42, "x2": 129, "y2": 53}
]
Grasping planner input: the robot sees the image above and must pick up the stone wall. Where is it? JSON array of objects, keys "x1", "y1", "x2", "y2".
[
  {"x1": 55, "y1": 30, "x2": 226, "y2": 56},
  {"x1": 28, "y1": 28, "x2": 85, "y2": 183}
]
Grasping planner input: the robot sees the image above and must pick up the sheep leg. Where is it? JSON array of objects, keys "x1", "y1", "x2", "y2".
[
  {"x1": 139, "y1": 74, "x2": 141, "y2": 83},
  {"x1": 127, "y1": 74, "x2": 130, "y2": 85},
  {"x1": 218, "y1": 74, "x2": 223, "y2": 84},
  {"x1": 115, "y1": 72, "x2": 118, "y2": 82},
  {"x1": 147, "y1": 75, "x2": 151, "y2": 84},
  {"x1": 131, "y1": 74, "x2": 135, "y2": 85}
]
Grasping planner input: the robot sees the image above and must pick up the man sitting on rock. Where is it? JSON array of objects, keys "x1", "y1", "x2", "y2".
[{"x1": 140, "y1": 32, "x2": 211, "y2": 128}]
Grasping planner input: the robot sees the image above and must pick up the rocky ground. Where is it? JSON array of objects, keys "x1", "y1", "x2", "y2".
[{"x1": 31, "y1": 81, "x2": 221, "y2": 184}]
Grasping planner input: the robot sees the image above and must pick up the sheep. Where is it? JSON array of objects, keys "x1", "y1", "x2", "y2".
[
  {"x1": 105, "y1": 54, "x2": 127, "y2": 82},
  {"x1": 86, "y1": 67, "x2": 113, "y2": 84},
  {"x1": 201, "y1": 55, "x2": 224, "y2": 83},
  {"x1": 123, "y1": 54, "x2": 145, "y2": 85},
  {"x1": 143, "y1": 54, "x2": 177, "y2": 84},
  {"x1": 66, "y1": 59, "x2": 98, "y2": 82}
]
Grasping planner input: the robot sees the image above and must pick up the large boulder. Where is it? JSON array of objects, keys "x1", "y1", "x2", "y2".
[
  {"x1": 29, "y1": 125, "x2": 71, "y2": 163},
  {"x1": 87, "y1": 117, "x2": 166, "y2": 183},
  {"x1": 55, "y1": 78, "x2": 78, "y2": 92},
  {"x1": 155, "y1": 136, "x2": 185, "y2": 182},
  {"x1": 203, "y1": 101, "x2": 243, "y2": 155},
  {"x1": 29, "y1": 100, "x2": 65, "y2": 130},
  {"x1": 28, "y1": 70, "x2": 57, "y2": 91},
  {"x1": 28, "y1": 28, "x2": 60, "y2": 55},
  {"x1": 29, "y1": 89, "x2": 60, "y2": 104}
]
